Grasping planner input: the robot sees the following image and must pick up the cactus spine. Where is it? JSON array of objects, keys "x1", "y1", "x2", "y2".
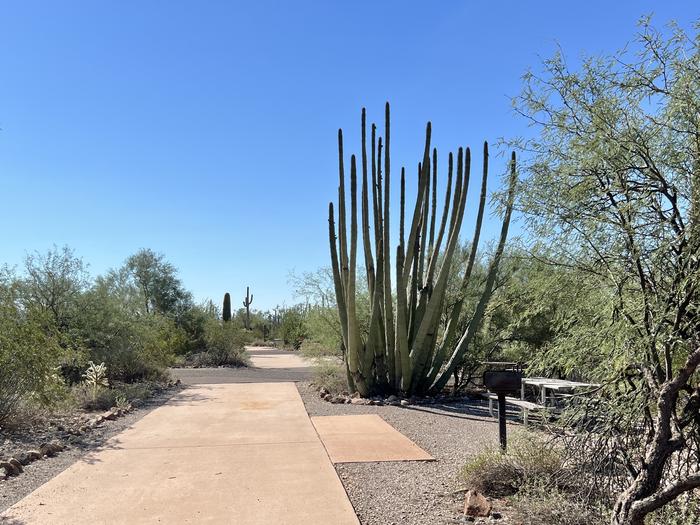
[
  {"x1": 223, "y1": 293, "x2": 232, "y2": 322},
  {"x1": 243, "y1": 286, "x2": 253, "y2": 330},
  {"x1": 328, "y1": 103, "x2": 517, "y2": 397}
]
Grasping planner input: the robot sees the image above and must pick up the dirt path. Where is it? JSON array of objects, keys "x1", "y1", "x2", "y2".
[{"x1": 2, "y1": 351, "x2": 359, "y2": 525}]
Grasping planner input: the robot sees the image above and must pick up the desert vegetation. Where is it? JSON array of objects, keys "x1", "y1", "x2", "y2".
[{"x1": 0, "y1": 246, "x2": 249, "y2": 424}]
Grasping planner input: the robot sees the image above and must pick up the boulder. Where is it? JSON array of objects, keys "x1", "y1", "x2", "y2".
[{"x1": 463, "y1": 490, "x2": 492, "y2": 517}]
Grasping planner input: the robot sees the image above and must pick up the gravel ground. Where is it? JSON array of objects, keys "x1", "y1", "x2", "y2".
[
  {"x1": 0, "y1": 388, "x2": 179, "y2": 514},
  {"x1": 298, "y1": 383, "x2": 517, "y2": 525}
]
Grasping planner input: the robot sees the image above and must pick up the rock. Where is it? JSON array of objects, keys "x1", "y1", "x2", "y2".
[
  {"x1": 387, "y1": 395, "x2": 399, "y2": 403},
  {"x1": 400, "y1": 399, "x2": 410, "y2": 406},
  {"x1": 351, "y1": 392, "x2": 361, "y2": 399},
  {"x1": 330, "y1": 396, "x2": 345, "y2": 404},
  {"x1": 464, "y1": 490, "x2": 492, "y2": 517},
  {"x1": 322, "y1": 393, "x2": 333, "y2": 401},
  {"x1": 1, "y1": 460, "x2": 20, "y2": 476},
  {"x1": 101, "y1": 410, "x2": 117, "y2": 421},
  {"x1": 27, "y1": 450, "x2": 42, "y2": 462},
  {"x1": 39, "y1": 442, "x2": 64, "y2": 457},
  {"x1": 8, "y1": 458, "x2": 23, "y2": 473},
  {"x1": 16, "y1": 453, "x2": 31, "y2": 466},
  {"x1": 319, "y1": 387, "x2": 329, "y2": 397},
  {"x1": 351, "y1": 398, "x2": 369, "y2": 405},
  {"x1": 490, "y1": 512, "x2": 502, "y2": 520},
  {"x1": 131, "y1": 398, "x2": 143, "y2": 408}
]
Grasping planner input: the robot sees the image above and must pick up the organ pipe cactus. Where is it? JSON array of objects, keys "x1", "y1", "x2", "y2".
[
  {"x1": 223, "y1": 293, "x2": 232, "y2": 322},
  {"x1": 328, "y1": 103, "x2": 517, "y2": 396},
  {"x1": 243, "y1": 286, "x2": 253, "y2": 330}
]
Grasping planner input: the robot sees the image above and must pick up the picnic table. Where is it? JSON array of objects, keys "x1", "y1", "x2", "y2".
[{"x1": 520, "y1": 377, "x2": 600, "y2": 406}]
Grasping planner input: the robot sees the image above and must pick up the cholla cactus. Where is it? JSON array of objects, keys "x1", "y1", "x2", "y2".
[{"x1": 82, "y1": 361, "x2": 108, "y2": 402}]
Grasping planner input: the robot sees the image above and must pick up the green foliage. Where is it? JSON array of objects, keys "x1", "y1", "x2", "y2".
[
  {"x1": 0, "y1": 272, "x2": 64, "y2": 422},
  {"x1": 192, "y1": 319, "x2": 250, "y2": 367},
  {"x1": 279, "y1": 306, "x2": 308, "y2": 349}
]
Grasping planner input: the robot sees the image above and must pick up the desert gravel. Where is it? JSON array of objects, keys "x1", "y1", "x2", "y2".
[{"x1": 298, "y1": 383, "x2": 517, "y2": 525}]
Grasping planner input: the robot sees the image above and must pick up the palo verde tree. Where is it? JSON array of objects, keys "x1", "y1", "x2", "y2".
[
  {"x1": 510, "y1": 18, "x2": 700, "y2": 525},
  {"x1": 328, "y1": 103, "x2": 517, "y2": 396}
]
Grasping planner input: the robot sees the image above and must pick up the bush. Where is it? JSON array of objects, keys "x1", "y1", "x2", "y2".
[
  {"x1": 511, "y1": 483, "x2": 606, "y2": 525},
  {"x1": 0, "y1": 298, "x2": 65, "y2": 423},
  {"x1": 312, "y1": 360, "x2": 348, "y2": 394},
  {"x1": 184, "y1": 320, "x2": 249, "y2": 367},
  {"x1": 461, "y1": 431, "x2": 564, "y2": 497},
  {"x1": 300, "y1": 340, "x2": 338, "y2": 359},
  {"x1": 72, "y1": 383, "x2": 118, "y2": 411}
]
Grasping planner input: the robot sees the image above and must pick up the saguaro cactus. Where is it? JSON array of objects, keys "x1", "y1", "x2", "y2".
[
  {"x1": 223, "y1": 293, "x2": 232, "y2": 322},
  {"x1": 328, "y1": 103, "x2": 517, "y2": 396},
  {"x1": 243, "y1": 286, "x2": 254, "y2": 330}
]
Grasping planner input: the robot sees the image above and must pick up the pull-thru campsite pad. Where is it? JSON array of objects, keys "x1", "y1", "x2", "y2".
[
  {"x1": 312, "y1": 414, "x2": 434, "y2": 463},
  {"x1": 1, "y1": 382, "x2": 359, "y2": 525}
]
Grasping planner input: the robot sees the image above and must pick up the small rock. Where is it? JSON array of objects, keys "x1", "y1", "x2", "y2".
[
  {"x1": 490, "y1": 512, "x2": 502, "y2": 520},
  {"x1": 131, "y1": 398, "x2": 143, "y2": 408},
  {"x1": 9, "y1": 458, "x2": 24, "y2": 473},
  {"x1": 27, "y1": 450, "x2": 42, "y2": 462},
  {"x1": 400, "y1": 399, "x2": 410, "y2": 406},
  {"x1": 101, "y1": 411, "x2": 117, "y2": 421},
  {"x1": 16, "y1": 453, "x2": 31, "y2": 466},
  {"x1": 464, "y1": 490, "x2": 492, "y2": 517},
  {"x1": 0, "y1": 460, "x2": 20, "y2": 476},
  {"x1": 39, "y1": 442, "x2": 64, "y2": 457},
  {"x1": 351, "y1": 392, "x2": 361, "y2": 399},
  {"x1": 387, "y1": 395, "x2": 399, "y2": 403},
  {"x1": 319, "y1": 387, "x2": 329, "y2": 397}
]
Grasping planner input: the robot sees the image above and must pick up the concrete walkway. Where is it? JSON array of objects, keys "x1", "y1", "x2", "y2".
[
  {"x1": 1, "y1": 381, "x2": 359, "y2": 524},
  {"x1": 170, "y1": 347, "x2": 313, "y2": 385}
]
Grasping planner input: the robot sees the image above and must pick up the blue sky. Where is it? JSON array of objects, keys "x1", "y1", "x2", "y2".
[{"x1": 1, "y1": 1, "x2": 696, "y2": 310}]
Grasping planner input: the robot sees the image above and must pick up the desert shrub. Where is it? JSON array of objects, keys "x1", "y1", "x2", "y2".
[
  {"x1": 312, "y1": 360, "x2": 348, "y2": 394},
  {"x1": 72, "y1": 383, "x2": 118, "y2": 410},
  {"x1": 0, "y1": 278, "x2": 65, "y2": 423},
  {"x1": 647, "y1": 491, "x2": 700, "y2": 525},
  {"x1": 511, "y1": 483, "x2": 606, "y2": 525},
  {"x1": 300, "y1": 340, "x2": 337, "y2": 359},
  {"x1": 279, "y1": 307, "x2": 307, "y2": 349},
  {"x1": 187, "y1": 320, "x2": 249, "y2": 367},
  {"x1": 461, "y1": 431, "x2": 565, "y2": 497}
]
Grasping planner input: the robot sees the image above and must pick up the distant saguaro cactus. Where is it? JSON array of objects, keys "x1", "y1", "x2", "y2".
[
  {"x1": 243, "y1": 286, "x2": 254, "y2": 329},
  {"x1": 223, "y1": 293, "x2": 232, "y2": 322}
]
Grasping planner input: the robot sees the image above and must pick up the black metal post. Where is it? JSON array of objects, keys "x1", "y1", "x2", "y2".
[{"x1": 497, "y1": 392, "x2": 507, "y2": 450}]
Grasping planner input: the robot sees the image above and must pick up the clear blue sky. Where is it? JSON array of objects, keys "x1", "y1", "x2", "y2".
[{"x1": 1, "y1": 1, "x2": 696, "y2": 310}]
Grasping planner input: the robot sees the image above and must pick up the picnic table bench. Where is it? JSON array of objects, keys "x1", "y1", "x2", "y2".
[{"x1": 481, "y1": 392, "x2": 544, "y2": 425}]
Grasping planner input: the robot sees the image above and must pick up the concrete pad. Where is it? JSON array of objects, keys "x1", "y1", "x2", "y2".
[
  {"x1": 248, "y1": 347, "x2": 310, "y2": 369},
  {"x1": 311, "y1": 414, "x2": 434, "y2": 464},
  {"x1": 3, "y1": 383, "x2": 359, "y2": 525}
]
